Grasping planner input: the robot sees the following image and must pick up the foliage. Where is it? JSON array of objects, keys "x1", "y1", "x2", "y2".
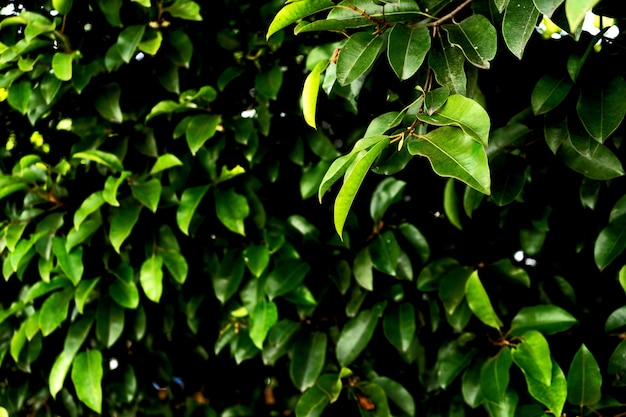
[{"x1": 0, "y1": 0, "x2": 626, "y2": 416}]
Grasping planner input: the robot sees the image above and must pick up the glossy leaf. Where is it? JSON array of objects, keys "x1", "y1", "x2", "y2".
[
  {"x1": 481, "y1": 348, "x2": 513, "y2": 404},
  {"x1": 465, "y1": 270, "x2": 502, "y2": 329},
  {"x1": 249, "y1": 299, "x2": 278, "y2": 350},
  {"x1": 295, "y1": 385, "x2": 329, "y2": 417},
  {"x1": 74, "y1": 277, "x2": 100, "y2": 314},
  {"x1": 437, "y1": 337, "x2": 478, "y2": 389},
  {"x1": 52, "y1": 237, "x2": 83, "y2": 285},
  {"x1": 524, "y1": 358, "x2": 567, "y2": 417},
  {"x1": 370, "y1": 177, "x2": 406, "y2": 223},
  {"x1": 176, "y1": 185, "x2": 210, "y2": 235},
  {"x1": 186, "y1": 114, "x2": 221, "y2": 155},
  {"x1": 443, "y1": 15, "x2": 497, "y2": 69},
  {"x1": 243, "y1": 244, "x2": 270, "y2": 278},
  {"x1": 559, "y1": 131, "x2": 624, "y2": 180},
  {"x1": 417, "y1": 257, "x2": 460, "y2": 291},
  {"x1": 266, "y1": 0, "x2": 334, "y2": 39},
  {"x1": 408, "y1": 127, "x2": 491, "y2": 195},
  {"x1": 387, "y1": 24, "x2": 430, "y2": 80},
  {"x1": 215, "y1": 188, "x2": 249, "y2": 236},
  {"x1": 265, "y1": 259, "x2": 311, "y2": 299},
  {"x1": 336, "y1": 31, "x2": 385, "y2": 86},
  {"x1": 131, "y1": 178, "x2": 161, "y2": 213},
  {"x1": 109, "y1": 275, "x2": 139, "y2": 309},
  {"x1": 95, "y1": 297, "x2": 125, "y2": 348},
  {"x1": 94, "y1": 83, "x2": 123, "y2": 123},
  {"x1": 577, "y1": 76, "x2": 626, "y2": 143},
  {"x1": 534, "y1": 0, "x2": 564, "y2": 17},
  {"x1": 150, "y1": 154, "x2": 183, "y2": 174},
  {"x1": 140, "y1": 254, "x2": 163, "y2": 303},
  {"x1": 373, "y1": 376, "x2": 415, "y2": 416},
  {"x1": 353, "y1": 248, "x2": 373, "y2": 291},
  {"x1": 71, "y1": 350, "x2": 103, "y2": 413},
  {"x1": 72, "y1": 150, "x2": 124, "y2": 172},
  {"x1": 163, "y1": 0, "x2": 202, "y2": 21},
  {"x1": 383, "y1": 302, "x2": 416, "y2": 352},
  {"x1": 429, "y1": 36, "x2": 467, "y2": 95},
  {"x1": 109, "y1": 205, "x2": 142, "y2": 253},
  {"x1": 303, "y1": 60, "x2": 329, "y2": 128},
  {"x1": 336, "y1": 309, "x2": 379, "y2": 367},
  {"x1": 444, "y1": 177, "x2": 463, "y2": 230},
  {"x1": 566, "y1": 0, "x2": 601, "y2": 31},
  {"x1": 511, "y1": 330, "x2": 552, "y2": 386},
  {"x1": 7, "y1": 81, "x2": 31, "y2": 115},
  {"x1": 531, "y1": 73, "x2": 573, "y2": 115},
  {"x1": 502, "y1": 0, "x2": 540, "y2": 59},
  {"x1": 262, "y1": 319, "x2": 301, "y2": 366},
  {"x1": 368, "y1": 230, "x2": 401, "y2": 276},
  {"x1": 39, "y1": 288, "x2": 73, "y2": 336},
  {"x1": 594, "y1": 216, "x2": 626, "y2": 271},
  {"x1": 567, "y1": 344, "x2": 602, "y2": 407},
  {"x1": 509, "y1": 304, "x2": 577, "y2": 336},
  {"x1": 485, "y1": 389, "x2": 519, "y2": 417},
  {"x1": 290, "y1": 332, "x2": 327, "y2": 391},
  {"x1": 74, "y1": 192, "x2": 105, "y2": 230},
  {"x1": 439, "y1": 266, "x2": 473, "y2": 315},
  {"x1": 52, "y1": 52, "x2": 74, "y2": 81}
]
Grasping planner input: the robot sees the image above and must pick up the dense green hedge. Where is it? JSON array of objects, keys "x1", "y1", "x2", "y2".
[{"x1": 1, "y1": 0, "x2": 626, "y2": 416}]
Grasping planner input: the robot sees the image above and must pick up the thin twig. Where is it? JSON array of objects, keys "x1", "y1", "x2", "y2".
[{"x1": 426, "y1": 0, "x2": 473, "y2": 27}]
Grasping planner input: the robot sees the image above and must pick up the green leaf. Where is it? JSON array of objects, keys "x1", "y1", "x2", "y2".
[
  {"x1": 429, "y1": 36, "x2": 467, "y2": 95},
  {"x1": 39, "y1": 287, "x2": 73, "y2": 336},
  {"x1": 8, "y1": 81, "x2": 31, "y2": 115},
  {"x1": 176, "y1": 185, "x2": 210, "y2": 235},
  {"x1": 109, "y1": 275, "x2": 139, "y2": 309},
  {"x1": 131, "y1": 178, "x2": 161, "y2": 213},
  {"x1": 266, "y1": 0, "x2": 334, "y2": 39},
  {"x1": 534, "y1": 0, "x2": 564, "y2": 17},
  {"x1": 140, "y1": 254, "x2": 164, "y2": 303},
  {"x1": 334, "y1": 138, "x2": 389, "y2": 238},
  {"x1": 303, "y1": 60, "x2": 329, "y2": 129},
  {"x1": 186, "y1": 114, "x2": 221, "y2": 155},
  {"x1": 52, "y1": 0, "x2": 73, "y2": 14},
  {"x1": 214, "y1": 188, "x2": 249, "y2": 236},
  {"x1": 249, "y1": 299, "x2": 278, "y2": 350},
  {"x1": 620, "y1": 265, "x2": 626, "y2": 296},
  {"x1": 481, "y1": 348, "x2": 513, "y2": 404},
  {"x1": 502, "y1": 0, "x2": 540, "y2": 59},
  {"x1": 490, "y1": 154, "x2": 529, "y2": 206},
  {"x1": 511, "y1": 330, "x2": 552, "y2": 386},
  {"x1": 74, "y1": 192, "x2": 105, "y2": 230},
  {"x1": 465, "y1": 270, "x2": 502, "y2": 329},
  {"x1": 508, "y1": 304, "x2": 578, "y2": 337},
  {"x1": 416, "y1": 94, "x2": 491, "y2": 146},
  {"x1": 408, "y1": 127, "x2": 491, "y2": 195},
  {"x1": 488, "y1": 258, "x2": 530, "y2": 288},
  {"x1": 242, "y1": 244, "x2": 270, "y2": 278},
  {"x1": 559, "y1": 131, "x2": 624, "y2": 180},
  {"x1": 290, "y1": 332, "x2": 328, "y2": 391},
  {"x1": 353, "y1": 248, "x2": 373, "y2": 291},
  {"x1": 524, "y1": 358, "x2": 567, "y2": 417},
  {"x1": 439, "y1": 266, "x2": 473, "y2": 315},
  {"x1": 443, "y1": 14, "x2": 497, "y2": 69},
  {"x1": 109, "y1": 205, "x2": 142, "y2": 253},
  {"x1": 96, "y1": 0, "x2": 122, "y2": 26},
  {"x1": 383, "y1": 302, "x2": 416, "y2": 352},
  {"x1": 52, "y1": 52, "x2": 75, "y2": 81},
  {"x1": 566, "y1": 0, "x2": 601, "y2": 31},
  {"x1": 437, "y1": 337, "x2": 478, "y2": 389},
  {"x1": 262, "y1": 319, "x2": 301, "y2": 366},
  {"x1": 531, "y1": 74, "x2": 573, "y2": 115},
  {"x1": 368, "y1": 230, "x2": 401, "y2": 276},
  {"x1": 160, "y1": 250, "x2": 188, "y2": 283},
  {"x1": 74, "y1": 277, "x2": 100, "y2": 314},
  {"x1": 567, "y1": 344, "x2": 602, "y2": 407},
  {"x1": 150, "y1": 153, "x2": 183, "y2": 174},
  {"x1": 485, "y1": 389, "x2": 519, "y2": 417},
  {"x1": 96, "y1": 297, "x2": 125, "y2": 348},
  {"x1": 256, "y1": 65, "x2": 283, "y2": 100},
  {"x1": 49, "y1": 313, "x2": 94, "y2": 398},
  {"x1": 372, "y1": 376, "x2": 415, "y2": 416},
  {"x1": 576, "y1": 76, "x2": 626, "y2": 143},
  {"x1": 211, "y1": 251, "x2": 245, "y2": 304},
  {"x1": 52, "y1": 237, "x2": 83, "y2": 285},
  {"x1": 336, "y1": 308, "x2": 379, "y2": 367},
  {"x1": 336, "y1": 31, "x2": 385, "y2": 86},
  {"x1": 94, "y1": 83, "x2": 123, "y2": 123},
  {"x1": 72, "y1": 150, "x2": 124, "y2": 172},
  {"x1": 318, "y1": 152, "x2": 358, "y2": 202},
  {"x1": 266, "y1": 259, "x2": 311, "y2": 299},
  {"x1": 387, "y1": 24, "x2": 430, "y2": 80},
  {"x1": 444, "y1": 178, "x2": 463, "y2": 230},
  {"x1": 71, "y1": 350, "x2": 103, "y2": 414},
  {"x1": 462, "y1": 359, "x2": 486, "y2": 408},
  {"x1": 163, "y1": 0, "x2": 202, "y2": 21},
  {"x1": 359, "y1": 382, "x2": 391, "y2": 416},
  {"x1": 370, "y1": 177, "x2": 406, "y2": 223},
  {"x1": 594, "y1": 216, "x2": 626, "y2": 271},
  {"x1": 295, "y1": 385, "x2": 330, "y2": 417},
  {"x1": 103, "y1": 172, "x2": 131, "y2": 206},
  {"x1": 398, "y1": 222, "x2": 430, "y2": 263}
]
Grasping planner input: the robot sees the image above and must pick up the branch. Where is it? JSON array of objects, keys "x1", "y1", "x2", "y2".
[{"x1": 426, "y1": 0, "x2": 473, "y2": 27}]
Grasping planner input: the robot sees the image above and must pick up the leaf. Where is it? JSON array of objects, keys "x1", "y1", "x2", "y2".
[
  {"x1": 387, "y1": 24, "x2": 430, "y2": 80},
  {"x1": 443, "y1": 14, "x2": 497, "y2": 69},
  {"x1": 262, "y1": 319, "x2": 301, "y2": 366},
  {"x1": 140, "y1": 254, "x2": 164, "y2": 303},
  {"x1": 465, "y1": 270, "x2": 502, "y2": 329},
  {"x1": 52, "y1": 237, "x2": 83, "y2": 285},
  {"x1": 533, "y1": 0, "x2": 564, "y2": 17},
  {"x1": 39, "y1": 287, "x2": 73, "y2": 336},
  {"x1": 429, "y1": 36, "x2": 467, "y2": 95},
  {"x1": 71, "y1": 350, "x2": 103, "y2": 413},
  {"x1": 52, "y1": 0, "x2": 73, "y2": 14},
  {"x1": 265, "y1": 259, "x2": 311, "y2": 299},
  {"x1": 511, "y1": 330, "x2": 552, "y2": 386},
  {"x1": 489, "y1": 154, "x2": 529, "y2": 206},
  {"x1": 370, "y1": 177, "x2": 406, "y2": 223},
  {"x1": 160, "y1": 250, "x2": 188, "y2": 283},
  {"x1": 408, "y1": 127, "x2": 491, "y2": 195},
  {"x1": 295, "y1": 385, "x2": 330, "y2": 417},
  {"x1": 368, "y1": 230, "x2": 401, "y2": 276},
  {"x1": 594, "y1": 216, "x2": 626, "y2": 271},
  {"x1": 52, "y1": 52, "x2": 74, "y2": 81},
  {"x1": 336, "y1": 31, "x2": 385, "y2": 86},
  {"x1": 524, "y1": 358, "x2": 567, "y2": 417},
  {"x1": 576, "y1": 76, "x2": 626, "y2": 143},
  {"x1": 334, "y1": 138, "x2": 389, "y2": 238},
  {"x1": 359, "y1": 382, "x2": 391, "y2": 416},
  {"x1": 383, "y1": 302, "x2": 416, "y2": 352},
  {"x1": 290, "y1": 332, "x2": 327, "y2": 391},
  {"x1": 531, "y1": 73, "x2": 573, "y2": 115},
  {"x1": 8, "y1": 81, "x2": 31, "y2": 115},
  {"x1": 163, "y1": 0, "x2": 202, "y2": 21},
  {"x1": 214, "y1": 188, "x2": 249, "y2": 236},
  {"x1": 485, "y1": 389, "x2": 519, "y2": 417},
  {"x1": 176, "y1": 185, "x2": 210, "y2": 235},
  {"x1": 72, "y1": 150, "x2": 124, "y2": 172},
  {"x1": 353, "y1": 248, "x2": 373, "y2": 291},
  {"x1": 508, "y1": 304, "x2": 578, "y2": 336},
  {"x1": 266, "y1": 0, "x2": 335, "y2": 39},
  {"x1": 373, "y1": 376, "x2": 415, "y2": 416},
  {"x1": 74, "y1": 192, "x2": 105, "y2": 230},
  {"x1": 437, "y1": 337, "x2": 478, "y2": 389},
  {"x1": 559, "y1": 130, "x2": 625, "y2": 180},
  {"x1": 318, "y1": 152, "x2": 359, "y2": 202},
  {"x1": 186, "y1": 114, "x2": 221, "y2": 155},
  {"x1": 481, "y1": 348, "x2": 513, "y2": 404},
  {"x1": 95, "y1": 297, "x2": 125, "y2": 348},
  {"x1": 94, "y1": 83, "x2": 123, "y2": 123},
  {"x1": 303, "y1": 60, "x2": 329, "y2": 129},
  {"x1": 439, "y1": 266, "x2": 473, "y2": 315},
  {"x1": 74, "y1": 277, "x2": 100, "y2": 314},
  {"x1": 249, "y1": 299, "x2": 278, "y2": 350},
  {"x1": 567, "y1": 344, "x2": 602, "y2": 407},
  {"x1": 444, "y1": 178, "x2": 463, "y2": 230},
  {"x1": 242, "y1": 244, "x2": 270, "y2": 278},
  {"x1": 566, "y1": 0, "x2": 601, "y2": 31},
  {"x1": 131, "y1": 179, "x2": 161, "y2": 213},
  {"x1": 150, "y1": 153, "x2": 183, "y2": 174},
  {"x1": 103, "y1": 172, "x2": 131, "y2": 206},
  {"x1": 417, "y1": 95, "x2": 491, "y2": 147},
  {"x1": 109, "y1": 205, "x2": 142, "y2": 253},
  {"x1": 502, "y1": 0, "x2": 541, "y2": 59},
  {"x1": 109, "y1": 275, "x2": 139, "y2": 309},
  {"x1": 336, "y1": 309, "x2": 379, "y2": 367}
]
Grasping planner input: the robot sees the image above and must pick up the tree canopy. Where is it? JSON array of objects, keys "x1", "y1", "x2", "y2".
[{"x1": 1, "y1": 0, "x2": 626, "y2": 416}]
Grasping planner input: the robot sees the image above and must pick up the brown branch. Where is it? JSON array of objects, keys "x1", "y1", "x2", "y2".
[{"x1": 426, "y1": 0, "x2": 473, "y2": 27}]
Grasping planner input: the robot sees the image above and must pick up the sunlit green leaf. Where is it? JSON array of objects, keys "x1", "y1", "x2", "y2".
[
  {"x1": 566, "y1": 0, "x2": 601, "y2": 31},
  {"x1": 303, "y1": 60, "x2": 329, "y2": 129},
  {"x1": 502, "y1": 0, "x2": 540, "y2": 59},
  {"x1": 443, "y1": 14, "x2": 497, "y2": 69},
  {"x1": 140, "y1": 254, "x2": 163, "y2": 302},
  {"x1": 524, "y1": 358, "x2": 567, "y2": 417},
  {"x1": 215, "y1": 188, "x2": 249, "y2": 236},
  {"x1": 509, "y1": 304, "x2": 578, "y2": 336},
  {"x1": 186, "y1": 114, "x2": 221, "y2": 155},
  {"x1": 594, "y1": 216, "x2": 626, "y2": 271},
  {"x1": 176, "y1": 185, "x2": 210, "y2": 235},
  {"x1": 387, "y1": 24, "x2": 430, "y2": 80},
  {"x1": 294, "y1": 385, "x2": 329, "y2": 417},
  {"x1": 512, "y1": 330, "x2": 552, "y2": 386},
  {"x1": 336, "y1": 31, "x2": 385, "y2": 86},
  {"x1": 290, "y1": 332, "x2": 327, "y2": 391},
  {"x1": 109, "y1": 205, "x2": 142, "y2": 253},
  {"x1": 266, "y1": 0, "x2": 334, "y2": 39},
  {"x1": 71, "y1": 350, "x2": 103, "y2": 413},
  {"x1": 481, "y1": 348, "x2": 513, "y2": 404},
  {"x1": 249, "y1": 299, "x2": 278, "y2": 350},
  {"x1": 163, "y1": 0, "x2": 202, "y2": 21},
  {"x1": 465, "y1": 270, "x2": 502, "y2": 329},
  {"x1": 567, "y1": 344, "x2": 602, "y2": 407},
  {"x1": 336, "y1": 308, "x2": 379, "y2": 367}
]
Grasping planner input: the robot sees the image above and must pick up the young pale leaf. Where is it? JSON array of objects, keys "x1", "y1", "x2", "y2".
[
  {"x1": 465, "y1": 270, "x2": 502, "y2": 329},
  {"x1": 52, "y1": 52, "x2": 74, "y2": 81},
  {"x1": 336, "y1": 31, "x2": 385, "y2": 86},
  {"x1": 131, "y1": 179, "x2": 161, "y2": 213},
  {"x1": 266, "y1": 0, "x2": 334, "y2": 39},
  {"x1": 71, "y1": 350, "x2": 103, "y2": 414},
  {"x1": 303, "y1": 60, "x2": 329, "y2": 129},
  {"x1": 416, "y1": 94, "x2": 491, "y2": 146},
  {"x1": 294, "y1": 385, "x2": 330, "y2": 417},
  {"x1": 387, "y1": 24, "x2": 430, "y2": 80},
  {"x1": 109, "y1": 205, "x2": 142, "y2": 253},
  {"x1": 429, "y1": 36, "x2": 467, "y2": 95},
  {"x1": 620, "y1": 265, "x2": 626, "y2": 295},
  {"x1": 383, "y1": 302, "x2": 416, "y2": 352},
  {"x1": 508, "y1": 304, "x2": 578, "y2": 336},
  {"x1": 408, "y1": 127, "x2": 491, "y2": 195},
  {"x1": 318, "y1": 152, "x2": 359, "y2": 202},
  {"x1": 214, "y1": 188, "x2": 250, "y2": 236},
  {"x1": 334, "y1": 138, "x2": 389, "y2": 238},
  {"x1": 524, "y1": 358, "x2": 567, "y2": 417},
  {"x1": 511, "y1": 330, "x2": 552, "y2": 386},
  {"x1": 150, "y1": 153, "x2": 183, "y2": 174},
  {"x1": 567, "y1": 344, "x2": 602, "y2": 407},
  {"x1": 502, "y1": 0, "x2": 540, "y2": 59},
  {"x1": 249, "y1": 299, "x2": 278, "y2": 350},
  {"x1": 566, "y1": 0, "x2": 601, "y2": 31},
  {"x1": 140, "y1": 254, "x2": 164, "y2": 303},
  {"x1": 576, "y1": 76, "x2": 626, "y2": 143},
  {"x1": 290, "y1": 332, "x2": 327, "y2": 391},
  {"x1": 531, "y1": 74, "x2": 573, "y2": 115},
  {"x1": 443, "y1": 14, "x2": 497, "y2": 69},
  {"x1": 336, "y1": 309, "x2": 379, "y2": 367},
  {"x1": 594, "y1": 216, "x2": 626, "y2": 271},
  {"x1": 480, "y1": 348, "x2": 513, "y2": 404},
  {"x1": 176, "y1": 185, "x2": 210, "y2": 235},
  {"x1": 72, "y1": 150, "x2": 124, "y2": 172}
]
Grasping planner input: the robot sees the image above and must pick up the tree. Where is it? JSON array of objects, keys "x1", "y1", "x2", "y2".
[{"x1": 0, "y1": 0, "x2": 625, "y2": 416}]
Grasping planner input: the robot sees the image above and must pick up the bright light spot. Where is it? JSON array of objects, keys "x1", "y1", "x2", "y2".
[
  {"x1": 6, "y1": 133, "x2": 16, "y2": 151},
  {"x1": 135, "y1": 52, "x2": 145, "y2": 61},
  {"x1": 109, "y1": 358, "x2": 119, "y2": 370},
  {"x1": 84, "y1": 23, "x2": 92, "y2": 32},
  {"x1": 50, "y1": 9, "x2": 59, "y2": 16},
  {"x1": 433, "y1": 211, "x2": 443, "y2": 218},
  {"x1": 30, "y1": 131, "x2": 44, "y2": 147},
  {"x1": 513, "y1": 250, "x2": 524, "y2": 262},
  {"x1": 241, "y1": 109, "x2": 257, "y2": 119},
  {"x1": 525, "y1": 257, "x2": 537, "y2": 267},
  {"x1": 279, "y1": 112, "x2": 286, "y2": 118},
  {"x1": 0, "y1": 4, "x2": 16, "y2": 16},
  {"x1": 57, "y1": 118, "x2": 73, "y2": 131}
]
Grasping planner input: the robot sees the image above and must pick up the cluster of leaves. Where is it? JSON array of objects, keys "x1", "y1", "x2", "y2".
[{"x1": 0, "y1": 0, "x2": 625, "y2": 416}]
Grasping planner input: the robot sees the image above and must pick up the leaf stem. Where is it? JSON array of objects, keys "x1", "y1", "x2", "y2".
[{"x1": 426, "y1": 0, "x2": 473, "y2": 27}]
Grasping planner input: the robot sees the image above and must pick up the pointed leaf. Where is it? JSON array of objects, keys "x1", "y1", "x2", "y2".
[
  {"x1": 160, "y1": 250, "x2": 188, "y2": 283},
  {"x1": 560, "y1": 131, "x2": 624, "y2": 180},
  {"x1": 266, "y1": 0, "x2": 335, "y2": 39},
  {"x1": 74, "y1": 192, "x2": 105, "y2": 230},
  {"x1": 383, "y1": 302, "x2": 416, "y2": 352},
  {"x1": 131, "y1": 179, "x2": 161, "y2": 212},
  {"x1": 502, "y1": 0, "x2": 540, "y2": 59},
  {"x1": 594, "y1": 216, "x2": 626, "y2": 271},
  {"x1": 303, "y1": 60, "x2": 329, "y2": 129},
  {"x1": 336, "y1": 31, "x2": 384, "y2": 86},
  {"x1": 249, "y1": 299, "x2": 279, "y2": 350},
  {"x1": 71, "y1": 350, "x2": 103, "y2": 414},
  {"x1": 109, "y1": 205, "x2": 142, "y2": 253},
  {"x1": 429, "y1": 36, "x2": 467, "y2": 95},
  {"x1": 566, "y1": 0, "x2": 601, "y2": 31},
  {"x1": 577, "y1": 76, "x2": 626, "y2": 142},
  {"x1": 511, "y1": 330, "x2": 552, "y2": 386},
  {"x1": 95, "y1": 297, "x2": 125, "y2": 348},
  {"x1": 290, "y1": 332, "x2": 328, "y2": 391},
  {"x1": 140, "y1": 254, "x2": 163, "y2": 302},
  {"x1": 262, "y1": 319, "x2": 302, "y2": 366},
  {"x1": 509, "y1": 304, "x2": 578, "y2": 336},
  {"x1": 353, "y1": 248, "x2": 373, "y2": 291},
  {"x1": 39, "y1": 288, "x2": 73, "y2": 336},
  {"x1": 94, "y1": 83, "x2": 123, "y2": 123},
  {"x1": 52, "y1": 237, "x2": 83, "y2": 285},
  {"x1": 266, "y1": 260, "x2": 310, "y2": 299},
  {"x1": 387, "y1": 24, "x2": 430, "y2": 80},
  {"x1": 109, "y1": 276, "x2": 139, "y2": 309},
  {"x1": 465, "y1": 270, "x2": 502, "y2": 329},
  {"x1": 531, "y1": 73, "x2": 573, "y2": 115},
  {"x1": 295, "y1": 385, "x2": 330, "y2": 417},
  {"x1": 368, "y1": 230, "x2": 401, "y2": 276},
  {"x1": 481, "y1": 348, "x2": 513, "y2": 404},
  {"x1": 370, "y1": 177, "x2": 406, "y2": 223},
  {"x1": 186, "y1": 114, "x2": 221, "y2": 155},
  {"x1": 176, "y1": 185, "x2": 210, "y2": 235},
  {"x1": 439, "y1": 266, "x2": 473, "y2": 315},
  {"x1": 336, "y1": 309, "x2": 379, "y2": 367},
  {"x1": 524, "y1": 358, "x2": 567, "y2": 417},
  {"x1": 443, "y1": 14, "x2": 497, "y2": 69},
  {"x1": 72, "y1": 150, "x2": 123, "y2": 172},
  {"x1": 150, "y1": 153, "x2": 183, "y2": 174},
  {"x1": 243, "y1": 244, "x2": 270, "y2": 278},
  {"x1": 567, "y1": 344, "x2": 602, "y2": 407}
]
